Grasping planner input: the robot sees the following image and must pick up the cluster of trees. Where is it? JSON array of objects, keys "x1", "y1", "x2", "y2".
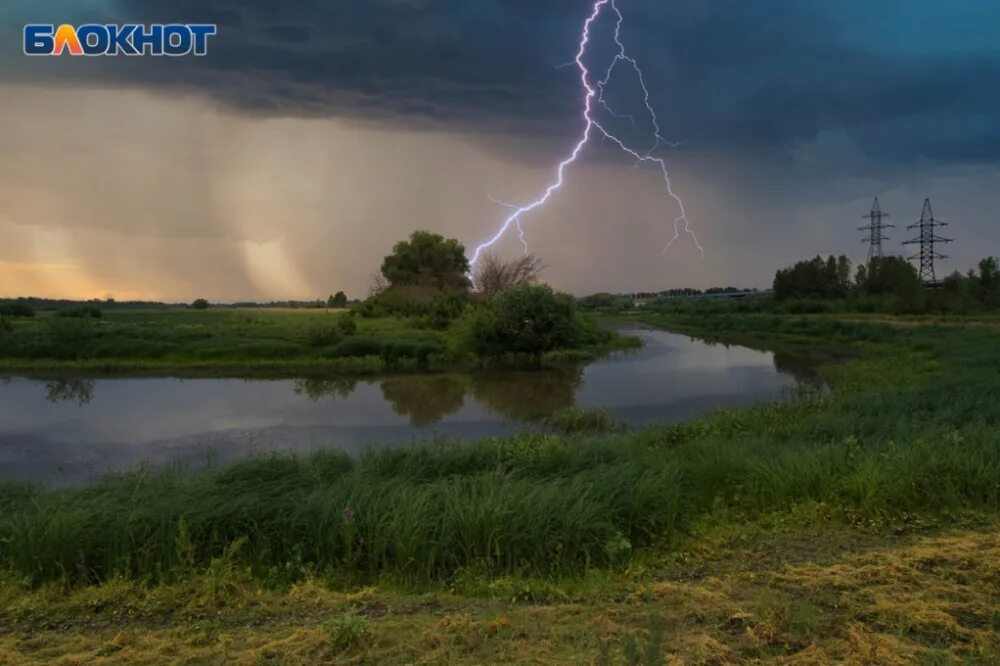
[
  {"x1": 773, "y1": 254, "x2": 1000, "y2": 312},
  {"x1": 773, "y1": 255, "x2": 853, "y2": 300},
  {"x1": 327, "y1": 291, "x2": 348, "y2": 308},
  {"x1": 356, "y1": 230, "x2": 598, "y2": 356},
  {"x1": 937, "y1": 257, "x2": 1000, "y2": 310}
]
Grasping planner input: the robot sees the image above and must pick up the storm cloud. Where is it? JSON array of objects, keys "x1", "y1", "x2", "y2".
[
  {"x1": 0, "y1": 1, "x2": 998, "y2": 300},
  {"x1": 6, "y1": 1, "x2": 1000, "y2": 163}
]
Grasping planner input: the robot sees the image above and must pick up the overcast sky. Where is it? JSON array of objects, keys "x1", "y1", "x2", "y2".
[{"x1": 1, "y1": 1, "x2": 998, "y2": 301}]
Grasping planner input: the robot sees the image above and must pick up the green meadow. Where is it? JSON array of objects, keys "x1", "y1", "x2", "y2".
[
  {"x1": 0, "y1": 306, "x2": 631, "y2": 376},
  {"x1": 2, "y1": 312, "x2": 999, "y2": 663}
]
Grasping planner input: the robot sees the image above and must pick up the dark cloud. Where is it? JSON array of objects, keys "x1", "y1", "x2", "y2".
[{"x1": 3, "y1": 0, "x2": 999, "y2": 164}]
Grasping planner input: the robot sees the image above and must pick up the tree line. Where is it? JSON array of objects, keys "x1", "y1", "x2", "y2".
[{"x1": 773, "y1": 254, "x2": 1000, "y2": 312}]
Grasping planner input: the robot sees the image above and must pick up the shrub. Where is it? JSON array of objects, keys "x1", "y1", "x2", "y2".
[
  {"x1": 380, "y1": 340, "x2": 444, "y2": 368},
  {"x1": 336, "y1": 314, "x2": 358, "y2": 336},
  {"x1": 307, "y1": 323, "x2": 342, "y2": 347},
  {"x1": 0, "y1": 302, "x2": 34, "y2": 318},
  {"x1": 328, "y1": 337, "x2": 383, "y2": 358},
  {"x1": 357, "y1": 286, "x2": 434, "y2": 318},
  {"x1": 191, "y1": 298, "x2": 210, "y2": 310},
  {"x1": 420, "y1": 289, "x2": 467, "y2": 329},
  {"x1": 0, "y1": 316, "x2": 12, "y2": 334},
  {"x1": 325, "y1": 610, "x2": 369, "y2": 651},
  {"x1": 47, "y1": 317, "x2": 94, "y2": 343},
  {"x1": 57, "y1": 306, "x2": 103, "y2": 319},
  {"x1": 466, "y1": 284, "x2": 586, "y2": 357}
]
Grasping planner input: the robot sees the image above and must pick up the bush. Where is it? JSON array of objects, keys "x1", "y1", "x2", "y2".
[
  {"x1": 57, "y1": 306, "x2": 103, "y2": 319},
  {"x1": 357, "y1": 286, "x2": 435, "y2": 318},
  {"x1": 307, "y1": 323, "x2": 342, "y2": 348},
  {"x1": 47, "y1": 317, "x2": 95, "y2": 343},
  {"x1": 0, "y1": 302, "x2": 34, "y2": 318},
  {"x1": 336, "y1": 314, "x2": 358, "y2": 336},
  {"x1": 191, "y1": 298, "x2": 209, "y2": 310},
  {"x1": 0, "y1": 316, "x2": 12, "y2": 335},
  {"x1": 380, "y1": 340, "x2": 444, "y2": 368},
  {"x1": 325, "y1": 610, "x2": 369, "y2": 651},
  {"x1": 420, "y1": 289, "x2": 467, "y2": 329},
  {"x1": 466, "y1": 284, "x2": 587, "y2": 357},
  {"x1": 327, "y1": 337, "x2": 383, "y2": 358}
]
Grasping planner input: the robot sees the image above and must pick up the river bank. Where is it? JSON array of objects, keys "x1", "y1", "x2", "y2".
[{"x1": 2, "y1": 312, "x2": 999, "y2": 663}]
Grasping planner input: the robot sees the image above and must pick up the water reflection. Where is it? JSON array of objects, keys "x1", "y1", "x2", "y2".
[
  {"x1": 467, "y1": 369, "x2": 582, "y2": 421},
  {"x1": 292, "y1": 369, "x2": 585, "y2": 426},
  {"x1": 45, "y1": 379, "x2": 95, "y2": 405},
  {"x1": 380, "y1": 375, "x2": 467, "y2": 426},
  {"x1": 293, "y1": 377, "x2": 359, "y2": 401},
  {"x1": 0, "y1": 328, "x2": 823, "y2": 485}
]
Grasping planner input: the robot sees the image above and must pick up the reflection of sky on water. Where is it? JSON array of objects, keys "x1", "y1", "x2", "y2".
[{"x1": 0, "y1": 329, "x2": 800, "y2": 485}]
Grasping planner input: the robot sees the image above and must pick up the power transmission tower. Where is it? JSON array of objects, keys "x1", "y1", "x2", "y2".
[
  {"x1": 859, "y1": 197, "x2": 893, "y2": 262},
  {"x1": 903, "y1": 198, "x2": 952, "y2": 284}
]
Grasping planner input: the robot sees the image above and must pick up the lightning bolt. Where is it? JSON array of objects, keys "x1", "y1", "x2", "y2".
[
  {"x1": 469, "y1": 0, "x2": 702, "y2": 270},
  {"x1": 489, "y1": 196, "x2": 529, "y2": 255}
]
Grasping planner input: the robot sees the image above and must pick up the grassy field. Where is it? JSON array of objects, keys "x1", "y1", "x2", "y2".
[
  {"x1": 2, "y1": 312, "x2": 1000, "y2": 663},
  {"x1": 0, "y1": 307, "x2": 630, "y2": 375}
]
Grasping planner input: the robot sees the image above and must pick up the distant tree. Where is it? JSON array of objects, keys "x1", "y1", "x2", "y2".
[
  {"x1": 380, "y1": 230, "x2": 471, "y2": 291},
  {"x1": 0, "y1": 302, "x2": 35, "y2": 318},
  {"x1": 856, "y1": 256, "x2": 922, "y2": 300},
  {"x1": 329, "y1": 291, "x2": 348, "y2": 308},
  {"x1": 473, "y1": 251, "x2": 544, "y2": 295},
  {"x1": 773, "y1": 255, "x2": 852, "y2": 300},
  {"x1": 974, "y1": 257, "x2": 1000, "y2": 306},
  {"x1": 191, "y1": 298, "x2": 209, "y2": 310}
]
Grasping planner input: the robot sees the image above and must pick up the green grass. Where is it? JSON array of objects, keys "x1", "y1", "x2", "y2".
[
  {"x1": 3, "y1": 313, "x2": 1000, "y2": 591},
  {"x1": 0, "y1": 307, "x2": 633, "y2": 375},
  {"x1": 3, "y1": 312, "x2": 1000, "y2": 663}
]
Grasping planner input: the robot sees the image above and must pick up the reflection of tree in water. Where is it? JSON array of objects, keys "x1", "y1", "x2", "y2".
[
  {"x1": 45, "y1": 379, "x2": 95, "y2": 405},
  {"x1": 469, "y1": 368, "x2": 583, "y2": 421},
  {"x1": 772, "y1": 351, "x2": 820, "y2": 385},
  {"x1": 293, "y1": 377, "x2": 359, "y2": 401},
  {"x1": 773, "y1": 347, "x2": 848, "y2": 388},
  {"x1": 380, "y1": 375, "x2": 467, "y2": 426}
]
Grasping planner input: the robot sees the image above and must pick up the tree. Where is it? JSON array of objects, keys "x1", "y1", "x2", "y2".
[
  {"x1": 473, "y1": 251, "x2": 544, "y2": 295},
  {"x1": 368, "y1": 272, "x2": 389, "y2": 297},
  {"x1": 380, "y1": 230, "x2": 471, "y2": 291},
  {"x1": 328, "y1": 291, "x2": 348, "y2": 308},
  {"x1": 975, "y1": 257, "x2": 1000, "y2": 306},
  {"x1": 191, "y1": 298, "x2": 209, "y2": 310},
  {"x1": 773, "y1": 255, "x2": 852, "y2": 300},
  {"x1": 857, "y1": 256, "x2": 922, "y2": 300}
]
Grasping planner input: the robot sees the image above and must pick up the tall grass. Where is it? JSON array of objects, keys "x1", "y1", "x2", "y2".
[{"x1": 3, "y1": 314, "x2": 999, "y2": 588}]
